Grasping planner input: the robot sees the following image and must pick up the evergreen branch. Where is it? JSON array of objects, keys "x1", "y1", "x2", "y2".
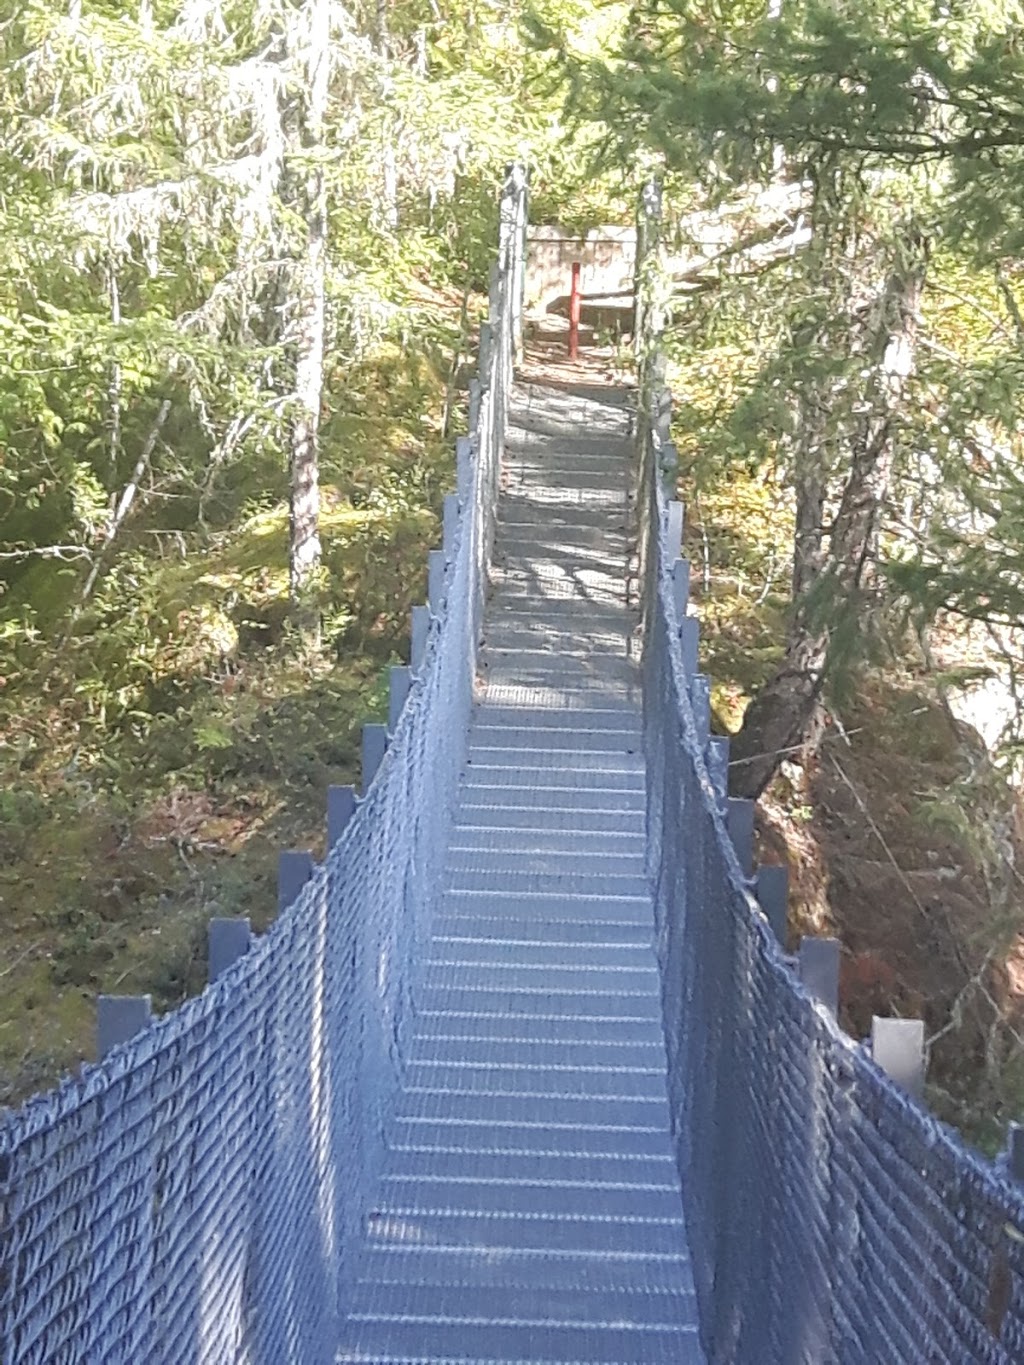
[
  {"x1": 809, "y1": 128, "x2": 1024, "y2": 160},
  {"x1": 925, "y1": 280, "x2": 1015, "y2": 342},
  {"x1": 673, "y1": 242, "x2": 806, "y2": 296},
  {"x1": 994, "y1": 266, "x2": 1024, "y2": 345},
  {"x1": 728, "y1": 725, "x2": 866, "y2": 768},
  {"x1": 55, "y1": 397, "x2": 173, "y2": 657}
]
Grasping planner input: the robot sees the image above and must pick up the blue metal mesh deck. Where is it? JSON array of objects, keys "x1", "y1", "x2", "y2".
[{"x1": 337, "y1": 380, "x2": 704, "y2": 1363}]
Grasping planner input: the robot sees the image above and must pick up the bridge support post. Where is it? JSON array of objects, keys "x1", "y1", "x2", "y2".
[
  {"x1": 411, "y1": 604, "x2": 429, "y2": 673},
  {"x1": 671, "y1": 558, "x2": 690, "y2": 624},
  {"x1": 428, "y1": 550, "x2": 446, "y2": 615},
  {"x1": 208, "y1": 918, "x2": 251, "y2": 983},
  {"x1": 456, "y1": 436, "x2": 473, "y2": 504},
  {"x1": 680, "y1": 617, "x2": 700, "y2": 678},
  {"x1": 798, "y1": 937, "x2": 840, "y2": 1020},
  {"x1": 635, "y1": 176, "x2": 663, "y2": 360},
  {"x1": 278, "y1": 850, "x2": 314, "y2": 913},
  {"x1": 501, "y1": 162, "x2": 528, "y2": 355},
  {"x1": 727, "y1": 797, "x2": 755, "y2": 878},
  {"x1": 362, "y1": 723, "x2": 388, "y2": 796},
  {"x1": 468, "y1": 379, "x2": 482, "y2": 433},
  {"x1": 327, "y1": 785, "x2": 356, "y2": 850},
  {"x1": 443, "y1": 493, "x2": 460, "y2": 561},
  {"x1": 1008, "y1": 1124, "x2": 1024, "y2": 1181},
  {"x1": 97, "y1": 995, "x2": 152, "y2": 1061},
  {"x1": 569, "y1": 260, "x2": 581, "y2": 361},
  {"x1": 388, "y1": 666, "x2": 412, "y2": 733},
  {"x1": 479, "y1": 323, "x2": 493, "y2": 380},
  {"x1": 659, "y1": 442, "x2": 679, "y2": 504},
  {"x1": 706, "y1": 735, "x2": 729, "y2": 812},
  {"x1": 871, "y1": 1016, "x2": 925, "y2": 1100},
  {"x1": 654, "y1": 389, "x2": 672, "y2": 447},
  {"x1": 666, "y1": 501, "x2": 684, "y2": 562},
  {"x1": 756, "y1": 864, "x2": 789, "y2": 948},
  {"x1": 690, "y1": 674, "x2": 711, "y2": 742}
]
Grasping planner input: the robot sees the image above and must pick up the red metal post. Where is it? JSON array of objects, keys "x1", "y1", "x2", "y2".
[{"x1": 569, "y1": 261, "x2": 581, "y2": 361}]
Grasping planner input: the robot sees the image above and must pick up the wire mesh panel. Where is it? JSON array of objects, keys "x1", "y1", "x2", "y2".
[
  {"x1": 638, "y1": 363, "x2": 1024, "y2": 1364},
  {"x1": 0, "y1": 171, "x2": 528, "y2": 1365}
]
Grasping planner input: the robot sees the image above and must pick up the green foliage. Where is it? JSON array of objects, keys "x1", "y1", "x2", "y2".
[
  {"x1": 0, "y1": 0, "x2": 630, "y2": 1102},
  {"x1": 557, "y1": 0, "x2": 1024, "y2": 1141}
]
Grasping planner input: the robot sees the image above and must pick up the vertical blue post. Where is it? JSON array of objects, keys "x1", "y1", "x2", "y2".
[
  {"x1": 666, "y1": 500, "x2": 684, "y2": 561},
  {"x1": 655, "y1": 390, "x2": 672, "y2": 446},
  {"x1": 1008, "y1": 1123, "x2": 1024, "y2": 1182},
  {"x1": 798, "y1": 937, "x2": 840, "y2": 1019},
  {"x1": 428, "y1": 550, "x2": 446, "y2": 614},
  {"x1": 756, "y1": 864, "x2": 789, "y2": 948},
  {"x1": 279, "y1": 850, "x2": 314, "y2": 913},
  {"x1": 690, "y1": 674, "x2": 711, "y2": 742},
  {"x1": 97, "y1": 995, "x2": 152, "y2": 1061},
  {"x1": 456, "y1": 436, "x2": 473, "y2": 504},
  {"x1": 671, "y1": 558, "x2": 690, "y2": 624},
  {"x1": 443, "y1": 493, "x2": 460, "y2": 561},
  {"x1": 659, "y1": 443, "x2": 679, "y2": 504},
  {"x1": 209, "y1": 918, "x2": 251, "y2": 984},
  {"x1": 727, "y1": 797, "x2": 755, "y2": 878},
  {"x1": 362, "y1": 723, "x2": 388, "y2": 796},
  {"x1": 479, "y1": 323, "x2": 493, "y2": 380},
  {"x1": 706, "y1": 735, "x2": 730, "y2": 812},
  {"x1": 327, "y1": 785, "x2": 356, "y2": 850},
  {"x1": 388, "y1": 665, "x2": 412, "y2": 733},
  {"x1": 681, "y1": 617, "x2": 700, "y2": 678},
  {"x1": 411, "y1": 604, "x2": 429, "y2": 673},
  {"x1": 871, "y1": 1017, "x2": 925, "y2": 1100}
]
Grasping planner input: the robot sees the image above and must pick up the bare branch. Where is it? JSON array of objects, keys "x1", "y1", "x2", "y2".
[
  {"x1": 55, "y1": 398, "x2": 173, "y2": 655},
  {"x1": 925, "y1": 278, "x2": 1014, "y2": 341},
  {"x1": 0, "y1": 544, "x2": 93, "y2": 562}
]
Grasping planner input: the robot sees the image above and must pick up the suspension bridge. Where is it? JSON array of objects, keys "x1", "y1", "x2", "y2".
[{"x1": 3, "y1": 169, "x2": 1024, "y2": 1365}]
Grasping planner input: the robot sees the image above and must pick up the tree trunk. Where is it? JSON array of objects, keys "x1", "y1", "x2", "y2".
[
  {"x1": 106, "y1": 259, "x2": 123, "y2": 480},
  {"x1": 283, "y1": 0, "x2": 330, "y2": 638},
  {"x1": 288, "y1": 215, "x2": 325, "y2": 614},
  {"x1": 375, "y1": 0, "x2": 399, "y2": 230},
  {"x1": 786, "y1": 160, "x2": 847, "y2": 607},
  {"x1": 730, "y1": 232, "x2": 927, "y2": 799}
]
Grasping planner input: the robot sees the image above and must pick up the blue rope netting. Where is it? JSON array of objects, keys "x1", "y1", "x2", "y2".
[
  {"x1": 0, "y1": 170, "x2": 527, "y2": 1365},
  {"x1": 639, "y1": 378, "x2": 1024, "y2": 1364}
]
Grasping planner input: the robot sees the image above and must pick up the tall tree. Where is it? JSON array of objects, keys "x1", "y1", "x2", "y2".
[
  {"x1": 280, "y1": 0, "x2": 331, "y2": 633},
  {"x1": 731, "y1": 222, "x2": 929, "y2": 795},
  {"x1": 544, "y1": 0, "x2": 1024, "y2": 792}
]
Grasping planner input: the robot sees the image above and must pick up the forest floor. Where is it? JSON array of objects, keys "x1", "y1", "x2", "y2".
[{"x1": 0, "y1": 653, "x2": 383, "y2": 1104}]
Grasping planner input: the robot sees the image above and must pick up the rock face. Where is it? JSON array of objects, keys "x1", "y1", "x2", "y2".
[
  {"x1": 933, "y1": 619, "x2": 1023, "y2": 782},
  {"x1": 525, "y1": 225, "x2": 636, "y2": 318}
]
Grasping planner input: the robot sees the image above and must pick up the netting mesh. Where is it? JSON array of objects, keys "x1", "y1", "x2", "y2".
[
  {"x1": 0, "y1": 170, "x2": 527, "y2": 1365},
  {"x1": 639, "y1": 384, "x2": 1024, "y2": 1365}
]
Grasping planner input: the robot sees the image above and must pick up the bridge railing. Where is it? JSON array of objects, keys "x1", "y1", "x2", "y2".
[
  {"x1": 636, "y1": 186, "x2": 1024, "y2": 1364},
  {"x1": 0, "y1": 166, "x2": 528, "y2": 1365}
]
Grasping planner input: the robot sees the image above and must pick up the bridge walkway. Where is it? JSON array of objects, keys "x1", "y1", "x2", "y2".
[{"x1": 338, "y1": 371, "x2": 704, "y2": 1363}]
